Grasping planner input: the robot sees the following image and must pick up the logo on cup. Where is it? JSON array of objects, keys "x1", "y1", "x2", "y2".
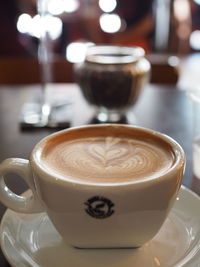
[{"x1": 84, "y1": 196, "x2": 115, "y2": 219}]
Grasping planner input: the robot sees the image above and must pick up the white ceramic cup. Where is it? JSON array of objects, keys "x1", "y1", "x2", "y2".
[{"x1": 0, "y1": 124, "x2": 185, "y2": 248}]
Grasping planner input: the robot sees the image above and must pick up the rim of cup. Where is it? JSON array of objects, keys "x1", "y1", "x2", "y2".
[
  {"x1": 31, "y1": 124, "x2": 185, "y2": 187},
  {"x1": 85, "y1": 45, "x2": 145, "y2": 65}
]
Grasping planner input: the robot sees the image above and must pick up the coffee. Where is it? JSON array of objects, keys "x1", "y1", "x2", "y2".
[
  {"x1": 74, "y1": 45, "x2": 151, "y2": 124},
  {"x1": 39, "y1": 126, "x2": 175, "y2": 184},
  {"x1": 75, "y1": 51, "x2": 149, "y2": 110},
  {"x1": 0, "y1": 124, "x2": 185, "y2": 248}
]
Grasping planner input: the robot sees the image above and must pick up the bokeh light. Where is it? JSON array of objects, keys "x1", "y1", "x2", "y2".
[
  {"x1": 17, "y1": 14, "x2": 63, "y2": 40},
  {"x1": 48, "y1": 0, "x2": 65, "y2": 15},
  {"x1": 17, "y1": 13, "x2": 32, "y2": 34},
  {"x1": 31, "y1": 15, "x2": 43, "y2": 39},
  {"x1": 168, "y1": 56, "x2": 180, "y2": 67},
  {"x1": 48, "y1": 0, "x2": 79, "y2": 15},
  {"x1": 64, "y1": 0, "x2": 80, "y2": 13},
  {"x1": 190, "y1": 30, "x2": 200, "y2": 50},
  {"x1": 99, "y1": 14, "x2": 121, "y2": 33},
  {"x1": 66, "y1": 42, "x2": 94, "y2": 63},
  {"x1": 98, "y1": 0, "x2": 117, "y2": 13},
  {"x1": 173, "y1": 0, "x2": 191, "y2": 21},
  {"x1": 193, "y1": 0, "x2": 200, "y2": 5}
]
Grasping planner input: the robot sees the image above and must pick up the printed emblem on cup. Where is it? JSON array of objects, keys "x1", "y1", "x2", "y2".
[{"x1": 84, "y1": 196, "x2": 115, "y2": 219}]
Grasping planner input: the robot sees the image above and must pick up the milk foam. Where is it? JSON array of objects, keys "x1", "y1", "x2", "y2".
[{"x1": 41, "y1": 134, "x2": 174, "y2": 183}]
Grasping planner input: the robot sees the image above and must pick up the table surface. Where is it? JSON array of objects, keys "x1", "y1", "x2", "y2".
[{"x1": 0, "y1": 83, "x2": 198, "y2": 266}]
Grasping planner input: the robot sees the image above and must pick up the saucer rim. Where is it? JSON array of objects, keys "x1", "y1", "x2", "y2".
[{"x1": 1, "y1": 185, "x2": 200, "y2": 267}]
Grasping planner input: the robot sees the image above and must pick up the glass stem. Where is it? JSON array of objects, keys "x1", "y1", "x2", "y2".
[{"x1": 37, "y1": 0, "x2": 53, "y2": 125}]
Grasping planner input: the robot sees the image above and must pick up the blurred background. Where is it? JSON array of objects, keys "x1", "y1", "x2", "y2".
[{"x1": 1, "y1": 0, "x2": 200, "y2": 88}]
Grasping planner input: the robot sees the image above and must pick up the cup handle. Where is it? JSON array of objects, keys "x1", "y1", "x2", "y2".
[{"x1": 0, "y1": 158, "x2": 44, "y2": 213}]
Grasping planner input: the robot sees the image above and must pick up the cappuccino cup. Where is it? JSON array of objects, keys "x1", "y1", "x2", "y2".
[{"x1": 0, "y1": 124, "x2": 185, "y2": 248}]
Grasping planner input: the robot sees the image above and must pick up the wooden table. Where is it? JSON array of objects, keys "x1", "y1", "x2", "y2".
[{"x1": 0, "y1": 83, "x2": 197, "y2": 266}]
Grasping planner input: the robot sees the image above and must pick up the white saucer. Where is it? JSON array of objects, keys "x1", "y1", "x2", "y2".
[{"x1": 1, "y1": 186, "x2": 200, "y2": 267}]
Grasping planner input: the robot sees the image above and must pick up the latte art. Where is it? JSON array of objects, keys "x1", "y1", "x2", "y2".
[
  {"x1": 41, "y1": 134, "x2": 174, "y2": 183},
  {"x1": 87, "y1": 137, "x2": 130, "y2": 167}
]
